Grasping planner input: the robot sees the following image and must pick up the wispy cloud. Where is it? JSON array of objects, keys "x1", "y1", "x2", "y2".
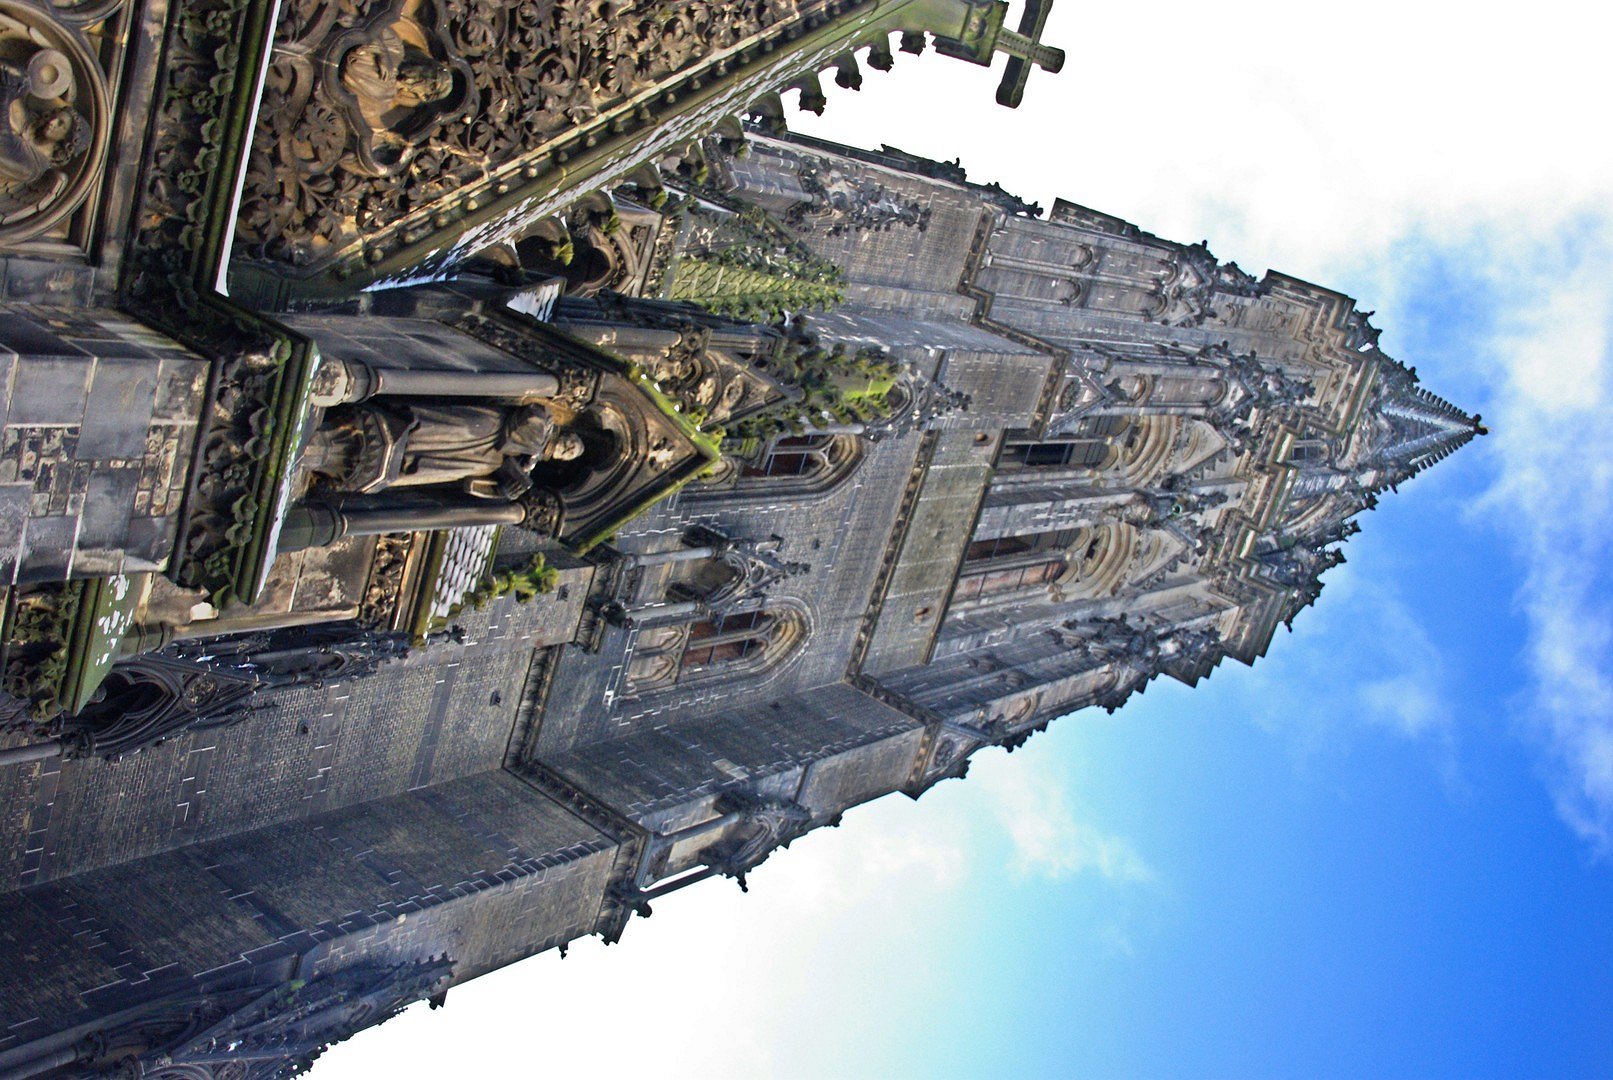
[
  {"x1": 1357, "y1": 216, "x2": 1613, "y2": 852},
  {"x1": 1228, "y1": 558, "x2": 1460, "y2": 786},
  {"x1": 1469, "y1": 221, "x2": 1613, "y2": 854},
  {"x1": 974, "y1": 753, "x2": 1155, "y2": 885},
  {"x1": 1358, "y1": 673, "x2": 1450, "y2": 741},
  {"x1": 1341, "y1": 568, "x2": 1459, "y2": 747}
]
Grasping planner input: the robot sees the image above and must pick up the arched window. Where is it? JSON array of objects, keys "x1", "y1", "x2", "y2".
[
  {"x1": 952, "y1": 559, "x2": 1065, "y2": 604},
  {"x1": 963, "y1": 535, "x2": 1033, "y2": 562},
  {"x1": 693, "y1": 433, "x2": 864, "y2": 502},
  {"x1": 743, "y1": 435, "x2": 830, "y2": 478},
  {"x1": 954, "y1": 525, "x2": 1085, "y2": 607},
  {"x1": 624, "y1": 604, "x2": 809, "y2": 696},
  {"x1": 963, "y1": 528, "x2": 1079, "y2": 566},
  {"x1": 681, "y1": 610, "x2": 772, "y2": 670},
  {"x1": 1000, "y1": 417, "x2": 1134, "y2": 474},
  {"x1": 1287, "y1": 439, "x2": 1331, "y2": 466},
  {"x1": 1012, "y1": 441, "x2": 1109, "y2": 469}
]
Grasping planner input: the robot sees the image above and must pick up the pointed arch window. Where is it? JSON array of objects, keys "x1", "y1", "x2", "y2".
[
  {"x1": 681, "y1": 610, "x2": 772, "y2": 670},
  {"x1": 625, "y1": 605, "x2": 809, "y2": 696},
  {"x1": 694, "y1": 433, "x2": 864, "y2": 502},
  {"x1": 963, "y1": 528, "x2": 1079, "y2": 565},
  {"x1": 1287, "y1": 439, "x2": 1331, "y2": 466},
  {"x1": 744, "y1": 435, "x2": 827, "y2": 478},
  {"x1": 1002, "y1": 417, "x2": 1134, "y2": 473},
  {"x1": 952, "y1": 558, "x2": 1065, "y2": 605},
  {"x1": 964, "y1": 535, "x2": 1034, "y2": 562}
]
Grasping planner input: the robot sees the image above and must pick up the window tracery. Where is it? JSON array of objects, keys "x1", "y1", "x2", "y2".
[
  {"x1": 624, "y1": 603, "x2": 808, "y2": 696},
  {"x1": 693, "y1": 432, "x2": 863, "y2": 501},
  {"x1": 1000, "y1": 416, "x2": 1131, "y2": 474}
]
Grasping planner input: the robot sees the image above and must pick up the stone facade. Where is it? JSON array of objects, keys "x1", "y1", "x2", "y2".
[{"x1": 0, "y1": 0, "x2": 1480, "y2": 1074}]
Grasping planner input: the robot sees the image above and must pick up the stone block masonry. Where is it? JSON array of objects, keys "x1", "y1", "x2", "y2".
[{"x1": 0, "y1": 306, "x2": 208, "y2": 583}]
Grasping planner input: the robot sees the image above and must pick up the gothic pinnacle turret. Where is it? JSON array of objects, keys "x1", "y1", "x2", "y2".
[{"x1": 1356, "y1": 353, "x2": 1485, "y2": 491}]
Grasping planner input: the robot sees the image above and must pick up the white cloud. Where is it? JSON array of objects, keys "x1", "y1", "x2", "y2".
[
  {"x1": 1359, "y1": 673, "x2": 1448, "y2": 741},
  {"x1": 1346, "y1": 572, "x2": 1457, "y2": 747},
  {"x1": 1220, "y1": 558, "x2": 1459, "y2": 785},
  {"x1": 1470, "y1": 225, "x2": 1613, "y2": 853},
  {"x1": 973, "y1": 751, "x2": 1156, "y2": 886}
]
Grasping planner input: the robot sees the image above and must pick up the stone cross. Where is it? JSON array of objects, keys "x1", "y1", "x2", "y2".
[{"x1": 995, "y1": 0, "x2": 1064, "y2": 107}]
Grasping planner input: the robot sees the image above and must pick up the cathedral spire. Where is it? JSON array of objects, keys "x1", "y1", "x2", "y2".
[{"x1": 1360, "y1": 357, "x2": 1485, "y2": 487}]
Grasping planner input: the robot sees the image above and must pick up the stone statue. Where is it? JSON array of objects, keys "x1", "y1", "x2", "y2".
[
  {"x1": 1226, "y1": 351, "x2": 1314, "y2": 407},
  {"x1": 0, "y1": 53, "x2": 90, "y2": 216},
  {"x1": 305, "y1": 401, "x2": 586, "y2": 500},
  {"x1": 647, "y1": 347, "x2": 699, "y2": 388}
]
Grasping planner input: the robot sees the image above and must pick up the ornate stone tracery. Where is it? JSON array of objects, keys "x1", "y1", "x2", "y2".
[
  {"x1": 787, "y1": 159, "x2": 933, "y2": 235},
  {"x1": 238, "y1": 0, "x2": 814, "y2": 268},
  {"x1": 701, "y1": 789, "x2": 811, "y2": 882}
]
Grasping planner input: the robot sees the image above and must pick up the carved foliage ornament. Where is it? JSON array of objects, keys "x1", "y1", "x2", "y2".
[
  {"x1": 238, "y1": 0, "x2": 809, "y2": 266},
  {"x1": 0, "y1": 0, "x2": 109, "y2": 243}
]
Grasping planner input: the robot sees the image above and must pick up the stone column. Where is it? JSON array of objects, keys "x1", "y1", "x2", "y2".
[
  {"x1": 618, "y1": 546, "x2": 721, "y2": 569},
  {"x1": 312, "y1": 359, "x2": 561, "y2": 407},
  {"x1": 0, "y1": 741, "x2": 69, "y2": 769},
  {"x1": 279, "y1": 498, "x2": 531, "y2": 552},
  {"x1": 558, "y1": 324, "x2": 683, "y2": 357}
]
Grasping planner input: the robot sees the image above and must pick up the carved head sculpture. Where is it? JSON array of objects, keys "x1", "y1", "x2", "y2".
[
  {"x1": 546, "y1": 431, "x2": 586, "y2": 462},
  {"x1": 340, "y1": 30, "x2": 453, "y2": 120},
  {"x1": 395, "y1": 53, "x2": 453, "y2": 107},
  {"x1": 331, "y1": 19, "x2": 466, "y2": 177},
  {"x1": 35, "y1": 103, "x2": 87, "y2": 162},
  {"x1": 650, "y1": 352, "x2": 697, "y2": 385}
]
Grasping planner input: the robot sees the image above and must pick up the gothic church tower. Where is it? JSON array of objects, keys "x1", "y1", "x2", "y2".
[{"x1": 0, "y1": 2, "x2": 1478, "y2": 1073}]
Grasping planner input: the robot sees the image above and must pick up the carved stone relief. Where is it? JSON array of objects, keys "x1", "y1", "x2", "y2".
[
  {"x1": 238, "y1": 0, "x2": 810, "y2": 268},
  {"x1": 0, "y1": 0, "x2": 109, "y2": 245},
  {"x1": 787, "y1": 160, "x2": 932, "y2": 235}
]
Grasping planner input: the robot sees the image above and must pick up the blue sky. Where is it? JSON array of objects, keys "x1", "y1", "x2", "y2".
[{"x1": 319, "y1": 2, "x2": 1612, "y2": 1076}]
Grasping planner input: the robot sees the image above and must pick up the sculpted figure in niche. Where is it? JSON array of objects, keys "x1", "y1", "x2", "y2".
[
  {"x1": 335, "y1": 21, "x2": 456, "y2": 175},
  {"x1": 647, "y1": 349, "x2": 698, "y2": 388},
  {"x1": 0, "y1": 48, "x2": 90, "y2": 217},
  {"x1": 653, "y1": 349, "x2": 725, "y2": 411},
  {"x1": 305, "y1": 401, "x2": 587, "y2": 501}
]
